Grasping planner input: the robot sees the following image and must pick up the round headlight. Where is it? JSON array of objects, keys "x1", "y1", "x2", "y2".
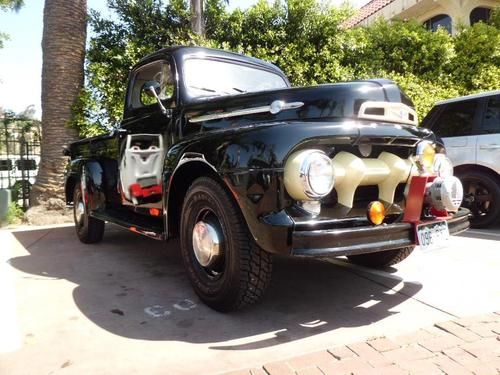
[
  {"x1": 284, "y1": 150, "x2": 334, "y2": 200},
  {"x1": 433, "y1": 154, "x2": 454, "y2": 178},
  {"x1": 415, "y1": 140, "x2": 436, "y2": 173},
  {"x1": 302, "y1": 151, "x2": 335, "y2": 198}
]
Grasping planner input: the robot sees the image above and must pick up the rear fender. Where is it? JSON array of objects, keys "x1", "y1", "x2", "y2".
[{"x1": 81, "y1": 160, "x2": 107, "y2": 212}]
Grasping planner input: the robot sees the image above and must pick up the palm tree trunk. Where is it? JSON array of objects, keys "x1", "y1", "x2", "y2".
[
  {"x1": 190, "y1": 0, "x2": 204, "y2": 36},
  {"x1": 31, "y1": 0, "x2": 86, "y2": 205}
]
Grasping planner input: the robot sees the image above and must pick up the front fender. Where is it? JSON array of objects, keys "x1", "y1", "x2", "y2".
[{"x1": 164, "y1": 128, "x2": 295, "y2": 253}]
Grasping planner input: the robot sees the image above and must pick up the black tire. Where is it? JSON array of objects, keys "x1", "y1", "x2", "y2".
[
  {"x1": 348, "y1": 246, "x2": 415, "y2": 268},
  {"x1": 458, "y1": 171, "x2": 500, "y2": 228},
  {"x1": 73, "y1": 183, "x2": 105, "y2": 244},
  {"x1": 180, "y1": 177, "x2": 272, "y2": 312}
]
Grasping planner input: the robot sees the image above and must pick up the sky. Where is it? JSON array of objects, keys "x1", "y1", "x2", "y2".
[{"x1": 0, "y1": 0, "x2": 368, "y2": 120}]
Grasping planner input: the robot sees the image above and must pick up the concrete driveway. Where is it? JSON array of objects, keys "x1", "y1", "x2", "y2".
[{"x1": 1, "y1": 224, "x2": 499, "y2": 374}]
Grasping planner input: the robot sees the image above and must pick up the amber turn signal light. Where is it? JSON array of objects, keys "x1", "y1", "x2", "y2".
[
  {"x1": 149, "y1": 208, "x2": 161, "y2": 216},
  {"x1": 367, "y1": 201, "x2": 386, "y2": 225}
]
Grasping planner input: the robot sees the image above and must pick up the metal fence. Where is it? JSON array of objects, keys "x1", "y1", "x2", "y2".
[{"x1": 0, "y1": 120, "x2": 41, "y2": 209}]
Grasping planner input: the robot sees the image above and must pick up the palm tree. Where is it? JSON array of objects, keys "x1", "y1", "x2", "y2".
[
  {"x1": 190, "y1": 0, "x2": 204, "y2": 35},
  {"x1": 31, "y1": 0, "x2": 86, "y2": 204}
]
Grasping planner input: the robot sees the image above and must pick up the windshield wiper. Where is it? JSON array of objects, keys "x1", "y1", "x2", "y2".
[
  {"x1": 189, "y1": 85, "x2": 217, "y2": 93},
  {"x1": 189, "y1": 85, "x2": 235, "y2": 96},
  {"x1": 232, "y1": 87, "x2": 246, "y2": 93}
]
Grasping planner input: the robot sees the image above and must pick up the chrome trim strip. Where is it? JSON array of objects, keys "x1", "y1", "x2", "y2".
[{"x1": 189, "y1": 100, "x2": 304, "y2": 123}]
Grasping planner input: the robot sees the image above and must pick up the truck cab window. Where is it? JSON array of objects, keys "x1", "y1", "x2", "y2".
[{"x1": 129, "y1": 61, "x2": 174, "y2": 109}]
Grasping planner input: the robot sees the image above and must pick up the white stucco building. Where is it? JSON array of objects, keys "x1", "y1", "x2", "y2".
[{"x1": 344, "y1": 0, "x2": 499, "y2": 34}]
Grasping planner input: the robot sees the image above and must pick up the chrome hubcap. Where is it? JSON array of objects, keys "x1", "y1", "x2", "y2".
[
  {"x1": 192, "y1": 221, "x2": 221, "y2": 267},
  {"x1": 76, "y1": 200, "x2": 85, "y2": 225}
]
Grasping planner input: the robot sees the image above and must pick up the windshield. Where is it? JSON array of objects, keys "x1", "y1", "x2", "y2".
[{"x1": 184, "y1": 58, "x2": 288, "y2": 98}]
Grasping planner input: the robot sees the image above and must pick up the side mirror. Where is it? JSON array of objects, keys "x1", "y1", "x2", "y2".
[
  {"x1": 62, "y1": 145, "x2": 71, "y2": 157},
  {"x1": 142, "y1": 80, "x2": 161, "y2": 97},
  {"x1": 141, "y1": 81, "x2": 169, "y2": 117}
]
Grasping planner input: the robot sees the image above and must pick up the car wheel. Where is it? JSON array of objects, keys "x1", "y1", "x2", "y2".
[
  {"x1": 180, "y1": 177, "x2": 273, "y2": 312},
  {"x1": 347, "y1": 246, "x2": 414, "y2": 268},
  {"x1": 458, "y1": 171, "x2": 500, "y2": 228},
  {"x1": 73, "y1": 182, "x2": 105, "y2": 244}
]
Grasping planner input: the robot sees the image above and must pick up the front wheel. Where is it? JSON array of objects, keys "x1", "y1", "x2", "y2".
[
  {"x1": 180, "y1": 177, "x2": 273, "y2": 312},
  {"x1": 458, "y1": 171, "x2": 500, "y2": 228},
  {"x1": 347, "y1": 246, "x2": 415, "y2": 268},
  {"x1": 73, "y1": 183, "x2": 104, "y2": 244}
]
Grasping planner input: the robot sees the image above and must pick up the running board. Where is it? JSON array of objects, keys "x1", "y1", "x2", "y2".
[{"x1": 91, "y1": 209, "x2": 166, "y2": 240}]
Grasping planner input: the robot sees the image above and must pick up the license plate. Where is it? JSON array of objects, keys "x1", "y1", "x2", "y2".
[{"x1": 416, "y1": 221, "x2": 450, "y2": 252}]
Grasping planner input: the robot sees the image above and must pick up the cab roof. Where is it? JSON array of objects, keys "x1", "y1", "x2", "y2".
[{"x1": 134, "y1": 46, "x2": 287, "y2": 78}]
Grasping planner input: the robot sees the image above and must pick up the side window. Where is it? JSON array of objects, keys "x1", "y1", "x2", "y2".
[
  {"x1": 432, "y1": 100, "x2": 477, "y2": 137},
  {"x1": 480, "y1": 96, "x2": 500, "y2": 134},
  {"x1": 129, "y1": 61, "x2": 174, "y2": 109}
]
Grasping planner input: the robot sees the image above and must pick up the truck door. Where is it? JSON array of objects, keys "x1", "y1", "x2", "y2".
[{"x1": 118, "y1": 58, "x2": 177, "y2": 209}]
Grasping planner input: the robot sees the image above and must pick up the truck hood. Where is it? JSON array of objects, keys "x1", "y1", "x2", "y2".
[{"x1": 183, "y1": 79, "x2": 419, "y2": 136}]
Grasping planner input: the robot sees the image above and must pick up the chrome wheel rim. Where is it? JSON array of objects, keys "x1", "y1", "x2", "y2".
[
  {"x1": 75, "y1": 198, "x2": 85, "y2": 227},
  {"x1": 191, "y1": 208, "x2": 225, "y2": 279},
  {"x1": 192, "y1": 220, "x2": 221, "y2": 267}
]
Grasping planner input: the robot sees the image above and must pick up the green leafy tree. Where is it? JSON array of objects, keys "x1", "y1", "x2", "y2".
[
  {"x1": 451, "y1": 20, "x2": 500, "y2": 91},
  {"x1": 0, "y1": 0, "x2": 24, "y2": 48},
  {"x1": 0, "y1": 0, "x2": 23, "y2": 10},
  {"x1": 343, "y1": 19, "x2": 454, "y2": 80},
  {"x1": 208, "y1": 0, "x2": 353, "y2": 85},
  {"x1": 74, "y1": 0, "x2": 193, "y2": 135}
]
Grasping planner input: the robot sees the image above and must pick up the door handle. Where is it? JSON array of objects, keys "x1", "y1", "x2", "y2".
[{"x1": 479, "y1": 144, "x2": 500, "y2": 150}]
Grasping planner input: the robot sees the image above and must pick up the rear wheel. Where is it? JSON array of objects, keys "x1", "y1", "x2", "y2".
[
  {"x1": 73, "y1": 183, "x2": 104, "y2": 244},
  {"x1": 459, "y1": 171, "x2": 500, "y2": 228},
  {"x1": 180, "y1": 177, "x2": 272, "y2": 312},
  {"x1": 348, "y1": 246, "x2": 415, "y2": 268}
]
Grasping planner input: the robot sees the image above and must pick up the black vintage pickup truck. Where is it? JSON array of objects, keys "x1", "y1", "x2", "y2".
[{"x1": 65, "y1": 46, "x2": 469, "y2": 311}]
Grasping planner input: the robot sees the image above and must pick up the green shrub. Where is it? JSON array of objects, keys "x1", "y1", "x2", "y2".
[{"x1": 5, "y1": 202, "x2": 24, "y2": 225}]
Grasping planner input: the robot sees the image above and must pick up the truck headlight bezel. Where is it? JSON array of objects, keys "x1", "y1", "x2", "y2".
[
  {"x1": 415, "y1": 140, "x2": 436, "y2": 174},
  {"x1": 433, "y1": 153, "x2": 454, "y2": 178},
  {"x1": 284, "y1": 149, "x2": 334, "y2": 201}
]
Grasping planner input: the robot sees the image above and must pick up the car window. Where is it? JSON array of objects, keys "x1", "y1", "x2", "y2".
[
  {"x1": 480, "y1": 96, "x2": 500, "y2": 134},
  {"x1": 432, "y1": 100, "x2": 477, "y2": 137},
  {"x1": 129, "y1": 61, "x2": 174, "y2": 109}
]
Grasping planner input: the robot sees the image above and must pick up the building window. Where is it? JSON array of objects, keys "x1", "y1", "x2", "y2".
[
  {"x1": 470, "y1": 7, "x2": 492, "y2": 25},
  {"x1": 424, "y1": 14, "x2": 452, "y2": 33}
]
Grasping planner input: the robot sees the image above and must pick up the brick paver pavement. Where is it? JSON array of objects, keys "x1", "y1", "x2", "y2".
[{"x1": 223, "y1": 312, "x2": 500, "y2": 375}]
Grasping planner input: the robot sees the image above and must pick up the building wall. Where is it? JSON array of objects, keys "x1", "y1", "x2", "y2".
[{"x1": 359, "y1": 0, "x2": 499, "y2": 33}]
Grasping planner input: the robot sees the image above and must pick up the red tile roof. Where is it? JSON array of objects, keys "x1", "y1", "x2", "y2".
[{"x1": 342, "y1": 0, "x2": 396, "y2": 28}]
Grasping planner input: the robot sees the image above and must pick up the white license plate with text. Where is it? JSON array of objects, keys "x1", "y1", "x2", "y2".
[{"x1": 416, "y1": 221, "x2": 450, "y2": 252}]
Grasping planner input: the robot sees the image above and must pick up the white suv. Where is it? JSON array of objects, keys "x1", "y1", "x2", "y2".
[{"x1": 422, "y1": 90, "x2": 500, "y2": 227}]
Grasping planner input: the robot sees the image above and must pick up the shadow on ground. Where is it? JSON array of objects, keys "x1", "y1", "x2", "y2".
[
  {"x1": 10, "y1": 225, "x2": 422, "y2": 350},
  {"x1": 458, "y1": 223, "x2": 500, "y2": 241}
]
